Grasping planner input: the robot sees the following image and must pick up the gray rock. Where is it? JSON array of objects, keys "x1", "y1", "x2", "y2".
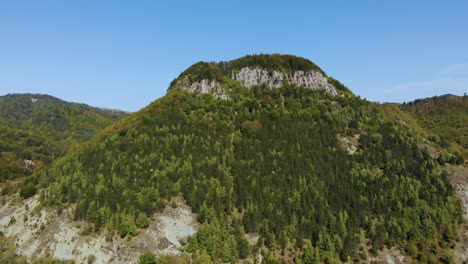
[
  {"x1": 21, "y1": 159, "x2": 36, "y2": 170},
  {"x1": 173, "y1": 77, "x2": 229, "y2": 99},
  {"x1": 172, "y1": 66, "x2": 337, "y2": 98},
  {"x1": 232, "y1": 67, "x2": 337, "y2": 95}
]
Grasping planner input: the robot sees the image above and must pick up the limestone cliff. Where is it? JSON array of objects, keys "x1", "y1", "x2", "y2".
[
  {"x1": 168, "y1": 54, "x2": 339, "y2": 98},
  {"x1": 231, "y1": 67, "x2": 337, "y2": 95},
  {"x1": 171, "y1": 76, "x2": 229, "y2": 99}
]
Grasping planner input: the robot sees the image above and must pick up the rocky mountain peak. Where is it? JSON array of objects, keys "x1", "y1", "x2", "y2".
[{"x1": 169, "y1": 54, "x2": 339, "y2": 98}]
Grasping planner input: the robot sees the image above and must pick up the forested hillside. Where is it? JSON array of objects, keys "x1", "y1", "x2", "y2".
[
  {"x1": 0, "y1": 94, "x2": 127, "y2": 183},
  {"x1": 402, "y1": 94, "x2": 467, "y2": 159},
  {"x1": 36, "y1": 55, "x2": 463, "y2": 263}
]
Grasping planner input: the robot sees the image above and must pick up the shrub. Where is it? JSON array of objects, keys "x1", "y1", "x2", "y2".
[
  {"x1": 139, "y1": 252, "x2": 156, "y2": 264},
  {"x1": 19, "y1": 184, "x2": 37, "y2": 199},
  {"x1": 241, "y1": 120, "x2": 262, "y2": 133},
  {"x1": 87, "y1": 254, "x2": 96, "y2": 264}
]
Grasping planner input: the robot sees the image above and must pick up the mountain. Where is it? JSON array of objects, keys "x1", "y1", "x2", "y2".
[
  {"x1": 0, "y1": 93, "x2": 128, "y2": 183},
  {"x1": 2, "y1": 55, "x2": 465, "y2": 263}
]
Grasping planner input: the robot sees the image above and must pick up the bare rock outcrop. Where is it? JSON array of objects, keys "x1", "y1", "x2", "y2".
[
  {"x1": 21, "y1": 159, "x2": 36, "y2": 170},
  {"x1": 172, "y1": 66, "x2": 337, "y2": 99},
  {"x1": 0, "y1": 194, "x2": 198, "y2": 263},
  {"x1": 171, "y1": 77, "x2": 229, "y2": 100},
  {"x1": 232, "y1": 67, "x2": 337, "y2": 95}
]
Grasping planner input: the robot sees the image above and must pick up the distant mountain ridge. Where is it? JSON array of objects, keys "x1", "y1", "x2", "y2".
[
  {"x1": 402, "y1": 93, "x2": 467, "y2": 158},
  {"x1": 0, "y1": 93, "x2": 128, "y2": 182},
  {"x1": 407, "y1": 93, "x2": 463, "y2": 104},
  {"x1": 0, "y1": 93, "x2": 129, "y2": 118}
]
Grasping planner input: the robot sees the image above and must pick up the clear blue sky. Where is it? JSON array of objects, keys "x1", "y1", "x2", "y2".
[{"x1": 1, "y1": 0, "x2": 467, "y2": 112}]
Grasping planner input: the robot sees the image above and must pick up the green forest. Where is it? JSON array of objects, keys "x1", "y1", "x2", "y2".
[
  {"x1": 402, "y1": 94, "x2": 468, "y2": 159},
  {"x1": 1, "y1": 55, "x2": 464, "y2": 263},
  {"x1": 0, "y1": 94, "x2": 127, "y2": 184},
  {"x1": 34, "y1": 61, "x2": 463, "y2": 262}
]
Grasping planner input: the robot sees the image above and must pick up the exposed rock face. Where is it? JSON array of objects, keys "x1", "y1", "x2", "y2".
[
  {"x1": 232, "y1": 67, "x2": 337, "y2": 95},
  {"x1": 338, "y1": 134, "x2": 360, "y2": 155},
  {"x1": 0, "y1": 194, "x2": 198, "y2": 263},
  {"x1": 21, "y1": 159, "x2": 36, "y2": 170},
  {"x1": 172, "y1": 77, "x2": 229, "y2": 99},
  {"x1": 446, "y1": 166, "x2": 468, "y2": 264},
  {"x1": 232, "y1": 67, "x2": 284, "y2": 89},
  {"x1": 172, "y1": 66, "x2": 337, "y2": 99}
]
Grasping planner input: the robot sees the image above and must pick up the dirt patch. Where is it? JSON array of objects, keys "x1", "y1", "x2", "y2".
[
  {"x1": 0, "y1": 195, "x2": 198, "y2": 263},
  {"x1": 245, "y1": 232, "x2": 259, "y2": 246},
  {"x1": 417, "y1": 140, "x2": 441, "y2": 159}
]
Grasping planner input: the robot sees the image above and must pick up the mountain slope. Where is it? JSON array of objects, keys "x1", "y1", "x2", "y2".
[
  {"x1": 376, "y1": 94, "x2": 467, "y2": 163},
  {"x1": 37, "y1": 55, "x2": 462, "y2": 262},
  {"x1": 0, "y1": 93, "x2": 128, "y2": 182},
  {"x1": 403, "y1": 94, "x2": 467, "y2": 158}
]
